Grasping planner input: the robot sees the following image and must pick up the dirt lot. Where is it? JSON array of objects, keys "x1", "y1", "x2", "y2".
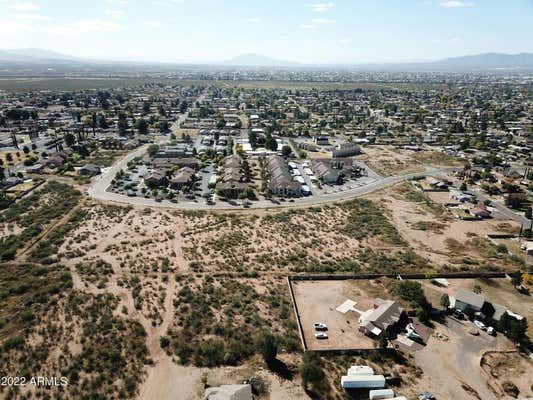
[
  {"x1": 481, "y1": 350, "x2": 533, "y2": 399},
  {"x1": 359, "y1": 146, "x2": 426, "y2": 176},
  {"x1": 414, "y1": 316, "x2": 512, "y2": 400},
  {"x1": 292, "y1": 280, "x2": 379, "y2": 350},
  {"x1": 370, "y1": 183, "x2": 524, "y2": 270}
]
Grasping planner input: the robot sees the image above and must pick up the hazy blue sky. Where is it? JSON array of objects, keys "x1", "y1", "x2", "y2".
[{"x1": 1, "y1": 0, "x2": 532, "y2": 63}]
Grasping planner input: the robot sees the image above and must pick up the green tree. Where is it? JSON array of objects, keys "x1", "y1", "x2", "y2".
[
  {"x1": 265, "y1": 132, "x2": 278, "y2": 151},
  {"x1": 511, "y1": 271, "x2": 523, "y2": 288},
  {"x1": 147, "y1": 144, "x2": 160, "y2": 157},
  {"x1": 395, "y1": 280, "x2": 432, "y2": 323},
  {"x1": 64, "y1": 132, "x2": 76, "y2": 147},
  {"x1": 249, "y1": 131, "x2": 258, "y2": 147},
  {"x1": 377, "y1": 331, "x2": 388, "y2": 349},
  {"x1": 159, "y1": 120, "x2": 169, "y2": 133},
  {"x1": 136, "y1": 118, "x2": 149, "y2": 135},
  {"x1": 440, "y1": 293, "x2": 450, "y2": 309},
  {"x1": 117, "y1": 113, "x2": 129, "y2": 136},
  {"x1": 254, "y1": 331, "x2": 278, "y2": 364},
  {"x1": 281, "y1": 145, "x2": 292, "y2": 157},
  {"x1": 525, "y1": 207, "x2": 532, "y2": 220},
  {"x1": 301, "y1": 351, "x2": 325, "y2": 392}
]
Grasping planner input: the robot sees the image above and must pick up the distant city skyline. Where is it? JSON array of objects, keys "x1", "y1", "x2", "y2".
[{"x1": 1, "y1": 0, "x2": 532, "y2": 64}]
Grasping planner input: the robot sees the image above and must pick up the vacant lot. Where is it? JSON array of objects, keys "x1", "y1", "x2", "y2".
[
  {"x1": 359, "y1": 146, "x2": 426, "y2": 176},
  {"x1": 371, "y1": 182, "x2": 525, "y2": 270}
]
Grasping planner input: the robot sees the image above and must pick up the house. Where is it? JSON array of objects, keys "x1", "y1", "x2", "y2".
[
  {"x1": 454, "y1": 289, "x2": 485, "y2": 314},
  {"x1": 470, "y1": 202, "x2": 491, "y2": 219},
  {"x1": 266, "y1": 155, "x2": 301, "y2": 197},
  {"x1": 0, "y1": 176, "x2": 23, "y2": 189},
  {"x1": 144, "y1": 170, "x2": 167, "y2": 187},
  {"x1": 78, "y1": 164, "x2": 101, "y2": 176},
  {"x1": 154, "y1": 144, "x2": 194, "y2": 158},
  {"x1": 204, "y1": 384, "x2": 252, "y2": 400},
  {"x1": 314, "y1": 135, "x2": 330, "y2": 146},
  {"x1": 44, "y1": 155, "x2": 66, "y2": 168},
  {"x1": 216, "y1": 154, "x2": 248, "y2": 198},
  {"x1": 311, "y1": 160, "x2": 340, "y2": 184},
  {"x1": 490, "y1": 303, "x2": 509, "y2": 323},
  {"x1": 169, "y1": 167, "x2": 196, "y2": 189},
  {"x1": 23, "y1": 163, "x2": 44, "y2": 174},
  {"x1": 358, "y1": 299, "x2": 404, "y2": 337}
]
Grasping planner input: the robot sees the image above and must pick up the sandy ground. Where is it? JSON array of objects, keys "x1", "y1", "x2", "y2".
[
  {"x1": 57, "y1": 204, "x2": 311, "y2": 400},
  {"x1": 359, "y1": 146, "x2": 426, "y2": 176},
  {"x1": 414, "y1": 317, "x2": 511, "y2": 400},
  {"x1": 139, "y1": 356, "x2": 309, "y2": 400},
  {"x1": 292, "y1": 280, "x2": 386, "y2": 350},
  {"x1": 481, "y1": 351, "x2": 533, "y2": 399},
  {"x1": 370, "y1": 184, "x2": 522, "y2": 268}
]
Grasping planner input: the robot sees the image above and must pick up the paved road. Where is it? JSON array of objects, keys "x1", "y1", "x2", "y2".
[
  {"x1": 88, "y1": 144, "x2": 150, "y2": 200},
  {"x1": 467, "y1": 188, "x2": 531, "y2": 226},
  {"x1": 88, "y1": 148, "x2": 456, "y2": 210},
  {"x1": 171, "y1": 90, "x2": 208, "y2": 133}
]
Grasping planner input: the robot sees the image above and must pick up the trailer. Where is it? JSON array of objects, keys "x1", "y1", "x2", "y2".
[
  {"x1": 348, "y1": 365, "x2": 374, "y2": 376},
  {"x1": 369, "y1": 389, "x2": 394, "y2": 399},
  {"x1": 341, "y1": 374, "x2": 385, "y2": 389}
]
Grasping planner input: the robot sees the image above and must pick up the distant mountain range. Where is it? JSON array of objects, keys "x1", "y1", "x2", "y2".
[
  {"x1": 434, "y1": 52, "x2": 533, "y2": 69},
  {"x1": 223, "y1": 53, "x2": 300, "y2": 67},
  {"x1": 1, "y1": 48, "x2": 533, "y2": 71},
  {"x1": 0, "y1": 48, "x2": 78, "y2": 62}
]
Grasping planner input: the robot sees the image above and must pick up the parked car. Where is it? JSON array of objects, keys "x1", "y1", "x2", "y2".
[
  {"x1": 314, "y1": 332, "x2": 328, "y2": 339},
  {"x1": 474, "y1": 320, "x2": 487, "y2": 330},
  {"x1": 487, "y1": 326, "x2": 496, "y2": 336},
  {"x1": 419, "y1": 392, "x2": 435, "y2": 400},
  {"x1": 313, "y1": 323, "x2": 328, "y2": 331},
  {"x1": 453, "y1": 309, "x2": 465, "y2": 320},
  {"x1": 407, "y1": 331, "x2": 423, "y2": 342}
]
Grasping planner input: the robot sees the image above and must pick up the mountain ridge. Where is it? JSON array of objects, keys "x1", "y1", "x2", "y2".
[{"x1": 1, "y1": 49, "x2": 532, "y2": 70}]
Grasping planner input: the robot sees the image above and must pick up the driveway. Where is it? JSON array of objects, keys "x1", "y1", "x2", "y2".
[{"x1": 414, "y1": 317, "x2": 508, "y2": 400}]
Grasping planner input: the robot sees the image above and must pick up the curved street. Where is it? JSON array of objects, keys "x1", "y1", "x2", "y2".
[{"x1": 87, "y1": 145, "x2": 457, "y2": 210}]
